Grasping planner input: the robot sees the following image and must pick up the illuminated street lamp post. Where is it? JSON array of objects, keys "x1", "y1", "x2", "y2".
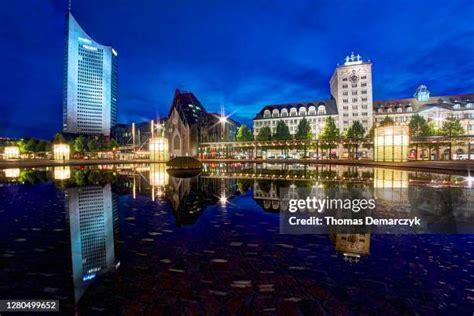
[{"x1": 219, "y1": 115, "x2": 227, "y2": 141}]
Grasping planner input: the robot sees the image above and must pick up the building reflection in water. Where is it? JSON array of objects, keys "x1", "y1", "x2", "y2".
[
  {"x1": 4, "y1": 168, "x2": 20, "y2": 178},
  {"x1": 54, "y1": 166, "x2": 71, "y2": 180},
  {"x1": 165, "y1": 175, "x2": 236, "y2": 226},
  {"x1": 373, "y1": 169, "x2": 409, "y2": 202},
  {"x1": 168, "y1": 176, "x2": 204, "y2": 226},
  {"x1": 149, "y1": 163, "x2": 168, "y2": 201},
  {"x1": 65, "y1": 183, "x2": 119, "y2": 303},
  {"x1": 329, "y1": 233, "x2": 371, "y2": 263}
]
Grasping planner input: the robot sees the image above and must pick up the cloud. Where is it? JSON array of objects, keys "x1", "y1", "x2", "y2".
[{"x1": 1, "y1": 0, "x2": 474, "y2": 138}]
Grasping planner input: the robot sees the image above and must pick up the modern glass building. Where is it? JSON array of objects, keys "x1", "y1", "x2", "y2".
[
  {"x1": 66, "y1": 184, "x2": 118, "y2": 303},
  {"x1": 63, "y1": 13, "x2": 118, "y2": 136}
]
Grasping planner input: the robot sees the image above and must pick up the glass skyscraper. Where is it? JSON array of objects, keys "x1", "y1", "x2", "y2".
[
  {"x1": 66, "y1": 184, "x2": 118, "y2": 303},
  {"x1": 63, "y1": 13, "x2": 118, "y2": 136}
]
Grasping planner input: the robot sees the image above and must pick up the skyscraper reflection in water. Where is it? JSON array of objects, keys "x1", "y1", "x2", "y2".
[{"x1": 65, "y1": 184, "x2": 119, "y2": 303}]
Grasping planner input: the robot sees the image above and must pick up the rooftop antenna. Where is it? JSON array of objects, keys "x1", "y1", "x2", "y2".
[{"x1": 68, "y1": 0, "x2": 71, "y2": 12}]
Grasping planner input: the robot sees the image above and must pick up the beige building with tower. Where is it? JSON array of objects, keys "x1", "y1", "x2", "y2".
[
  {"x1": 253, "y1": 52, "x2": 374, "y2": 137},
  {"x1": 253, "y1": 53, "x2": 474, "y2": 143},
  {"x1": 330, "y1": 52, "x2": 374, "y2": 133}
]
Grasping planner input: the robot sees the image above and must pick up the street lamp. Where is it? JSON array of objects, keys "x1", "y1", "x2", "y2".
[
  {"x1": 219, "y1": 115, "x2": 228, "y2": 141},
  {"x1": 219, "y1": 116, "x2": 227, "y2": 124}
]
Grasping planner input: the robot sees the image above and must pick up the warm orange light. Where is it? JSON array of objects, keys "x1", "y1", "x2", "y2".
[
  {"x1": 149, "y1": 137, "x2": 169, "y2": 161},
  {"x1": 374, "y1": 125, "x2": 409, "y2": 162},
  {"x1": 54, "y1": 166, "x2": 71, "y2": 180},
  {"x1": 53, "y1": 144, "x2": 70, "y2": 161},
  {"x1": 4, "y1": 146, "x2": 20, "y2": 159}
]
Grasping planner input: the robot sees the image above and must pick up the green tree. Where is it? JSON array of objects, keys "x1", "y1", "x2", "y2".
[
  {"x1": 256, "y1": 126, "x2": 272, "y2": 141},
  {"x1": 26, "y1": 138, "x2": 39, "y2": 151},
  {"x1": 36, "y1": 140, "x2": 50, "y2": 152},
  {"x1": 110, "y1": 139, "x2": 119, "y2": 150},
  {"x1": 87, "y1": 137, "x2": 98, "y2": 152},
  {"x1": 236, "y1": 124, "x2": 254, "y2": 141},
  {"x1": 439, "y1": 115, "x2": 464, "y2": 137},
  {"x1": 379, "y1": 116, "x2": 394, "y2": 127},
  {"x1": 318, "y1": 117, "x2": 340, "y2": 159},
  {"x1": 345, "y1": 121, "x2": 365, "y2": 159},
  {"x1": 361, "y1": 125, "x2": 375, "y2": 151},
  {"x1": 74, "y1": 136, "x2": 86, "y2": 154},
  {"x1": 96, "y1": 135, "x2": 108, "y2": 150},
  {"x1": 408, "y1": 114, "x2": 436, "y2": 137},
  {"x1": 295, "y1": 118, "x2": 312, "y2": 157},
  {"x1": 274, "y1": 120, "x2": 291, "y2": 140},
  {"x1": 366, "y1": 126, "x2": 375, "y2": 138},
  {"x1": 439, "y1": 115, "x2": 465, "y2": 160},
  {"x1": 295, "y1": 117, "x2": 312, "y2": 140},
  {"x1": 17, "y1": 139, "x2": 27, "y2": 154},
  {"x1": 53, "y1": 133, "x2": 66, "y2": 144}
]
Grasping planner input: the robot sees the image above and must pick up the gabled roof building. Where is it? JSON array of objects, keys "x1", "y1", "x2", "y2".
[{"x1": 166, "y1": 90, "x2": 238, "y2": 156}]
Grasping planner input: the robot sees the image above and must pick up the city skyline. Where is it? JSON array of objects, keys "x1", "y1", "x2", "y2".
[{"x1": 1, "y1": 0, "x2": 474, "y2": 138}]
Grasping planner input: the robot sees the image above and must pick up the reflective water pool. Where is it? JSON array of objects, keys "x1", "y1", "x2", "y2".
[{"x1": 0, "y1": 163, "x2": 472, "y2": 314}]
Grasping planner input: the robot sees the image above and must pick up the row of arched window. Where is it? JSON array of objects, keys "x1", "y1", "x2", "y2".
[
  {"x1": 376, "y1": 106, "x2": 413, "y2": 113},
  {"x1": 263, "y1": 105, "x2": 326, "y2": 118}
]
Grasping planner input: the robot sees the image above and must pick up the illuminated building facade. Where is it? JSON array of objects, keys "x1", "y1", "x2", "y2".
[
  {"x1": 4, "y1": 146, "x2": 20, "y2": 159},
  {"x1": 166, "y1": 90, "x2": 238, "y2": 157},
  {"x1": 253, "y1": 101, "x2": 338, "y2": 139},
  {"x1": 374, "y1": 125, "x2": 409, "y2": 162},
  {"x1": 330, "y1": 53, "x2": 373, "y2": 133},
  {"x1": 253, "y1": 54, "x2": 474, "y2": 138},
  {"x1": 111, "y1": 120, "x2": 166, "y2": 147},
  {"x1": 374, "y1": 85, "x2": 474, "y2": 133},
  {"x1": 63, "y1": 13, "x2": 118, "y2": 136},
  {"x1": 66, "y1": 184, "x2": 118, "y2": 302},
  {"x1": 253, "y1": 53, "x2": 372, "y2": 137},
  {"x1": 53, "y1": 144, "x2": 71, "y2": 160}
]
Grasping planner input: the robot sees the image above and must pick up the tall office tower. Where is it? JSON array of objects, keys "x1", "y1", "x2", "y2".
[
  {"x1": 330, "y1": 53, "x2": 373, "y2": 133},
  {"x1": 66, "y1": 184, "x2": 117, "y2": 302},
  {"x1": 63, "y1": 13, "x2": 118, "y2": 136}
]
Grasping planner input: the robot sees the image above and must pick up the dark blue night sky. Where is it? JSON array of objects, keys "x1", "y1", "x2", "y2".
[{"x1": 1, "y1": 0, "x2": 474, "y2": 139}]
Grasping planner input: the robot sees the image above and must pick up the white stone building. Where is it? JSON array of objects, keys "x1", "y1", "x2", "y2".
[
  {"x1": 253, "y1": 53, "x2": 474, "y2": 138},
  {"x1": 330, "y1": 53, "x2": 373, "y2": 133},
  {"x1": 253, "y1": 100, "x2": 338, "y2": 138},
  {"x1": 374, "y1": 85, "x2": 474, "y2": 133}
]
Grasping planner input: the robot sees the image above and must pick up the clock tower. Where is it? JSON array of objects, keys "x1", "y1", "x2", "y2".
[{"x1": 330, "y1": 53, "x2": 373, "y2": 133}]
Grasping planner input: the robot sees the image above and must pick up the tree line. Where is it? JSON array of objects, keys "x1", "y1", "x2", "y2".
[
  {"x1": 236, "y1": 114, "x2": 465, "y2": 159},
  {"x1": 10, "y1": 133, "x2": 119, "y2": 157}
]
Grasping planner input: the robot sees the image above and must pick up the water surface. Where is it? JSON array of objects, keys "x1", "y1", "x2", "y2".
[{"x1": 0, "y1": 163, "x2": 472, "y2": 314}]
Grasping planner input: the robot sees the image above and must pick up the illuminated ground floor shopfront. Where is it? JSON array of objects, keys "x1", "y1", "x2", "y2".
[{"x1": 198, "y1": 136, "x2": 474, "y2": 161}]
